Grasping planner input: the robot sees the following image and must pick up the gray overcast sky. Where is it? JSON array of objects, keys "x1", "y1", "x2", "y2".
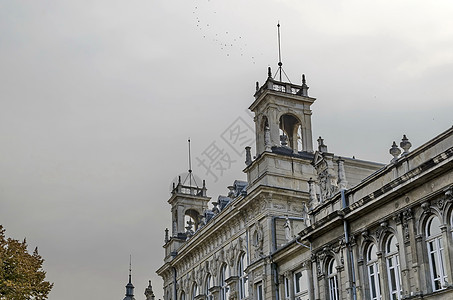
[{"x1": 1, "y1": 1, "x2": 452, "y2": 299}]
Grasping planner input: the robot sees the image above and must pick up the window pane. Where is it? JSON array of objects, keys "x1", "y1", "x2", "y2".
[
  {"x1": 294, "y1": 271, "x2": 302, "y2": 293},
  {"x1": 387, "y1": 236, "x2": 397, "y2": 253},
  {"x1": 389, "y1": 268, "x2": 396, "y2": 291},
  {"x1": 370, "y1": 274, "x2": 377, "y2": 298},
  {"x1": 257, "y1": 284, "x2": 263, "y2": 300},
  {"x1": 427, "y1": 216, "x2": 441, "y2": 236},
  {"x1": 368, "y1": 244, "x2": 377, "y2": 261}
]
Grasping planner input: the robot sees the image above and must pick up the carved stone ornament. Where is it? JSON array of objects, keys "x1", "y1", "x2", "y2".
[
  {"x1": 403, "y1": 223, "x2": 410, "y2": 243},
  {"x1": 219, "y1": 248, "x2": 225, "y2": 263},
  {"x1": 273, "y1": 203, "x2": 286, "y2": 210},
  {"x1": 421, "y1": 201, "x2": 431, "y2": 212},
  {"x1": 211, "y1": 254, "x2": 219, "y2": 275},
  {"x1": 253, "y1": 222, "x2": 264, "y2": 258},
  {"x1": 227, "y1": 241, "x2": 238, "y2": 267},
  {"x1": 349, "y1": 234, "x2": 356, "y2": 246},
  {"x1": 375, "y1": 221, "x2": 389, "y2": 240},
  {"x1": 393, "y1": 213, "x2": 402, "y2": 225},
  {"x1": 238, "y1": 236, "x2": 244, "y2": 252},
  {"x1": 445, "y1": 187, "x2": 453, "y2": 201},
  {"x1": 317, "y1": 246, "x2": 331, "y2": 262},
  {"x1": 332, "y1": 244, "x2": 341, "y2": 253},
  {"x1": 361, "y1": 230, "x2": 371, "y2": 242},
  {"x1": 402, "y1": 208, "x2": 412, "y2": 221},
  {"x1": 316, "y1": 260, "x2": 323, "y2": 277},
  {"x1": 311, "y1": 253, "x2": 317, "y2": 262},
  {"x1": 197, "y1": 267, "x2": 203, "y2": 285},
  {"x1": 318, "y1": 169, "x2": 338, "y2": 200},
  {"x1": 437, "y1": 197, "x2": 445, "y2": 209}
]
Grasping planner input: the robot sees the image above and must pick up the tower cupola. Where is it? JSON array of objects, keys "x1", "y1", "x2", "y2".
[
  {"x1": 245, "y1": 66, "x2": 317, "y2": 193},
  {"x1": 250, "y1": 69, "x2": 316, "y2": 156}
]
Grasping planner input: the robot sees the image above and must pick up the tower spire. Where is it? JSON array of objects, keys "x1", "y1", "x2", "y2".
[
  {"x1": 129, "y1": 255, "x2": 132, "y2": 284},
  {"x1": 123, "y1": 255, "x2": 135, "y2": 300}
]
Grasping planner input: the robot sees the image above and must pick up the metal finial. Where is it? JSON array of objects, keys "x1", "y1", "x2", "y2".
[
  {"x1": 268, "y1": 66, "x2": 272, "y2": 78},
  {"x1": 277, "y1": 22, "x2": 282, "y2": 81},
  {"x1": 302, "y1": 74, "x2": 306, "y2": 84},
  {"x1": 188, "y1": 138, "x2": 192, "y2": 186}
]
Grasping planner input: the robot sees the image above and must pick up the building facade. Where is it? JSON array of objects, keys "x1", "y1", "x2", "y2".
[{"x1": 157, "y1": 68, "x2": 453, "y2": 300}]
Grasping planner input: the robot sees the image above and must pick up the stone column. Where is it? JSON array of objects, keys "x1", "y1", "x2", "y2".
[
  {"x1": 278, "y1": 274, "x2": 285, "y2": 300},
  {"x1": 254, "y1": 115, "x2": 264, "y2": 156},
  {"x1": 414, "y1": 234, "x2": 425, "y2": 295},
  {"x1": 313, "y1": 255, "x2": 322, "y2": 300},
  {"x1": 377, "y1": 251, "x2": 389, "y2": 300},
  {"x1": 177, "y1": 205, "x2": 185, "y2": 235},
  {"x1": 301, "y1": 108, "x2": 313, "y2": 152},
  {"x1": 396, "y1": 210, "x2": 411, "y2": 298},
  {"x1": 305, "y1": 261, "x2": 314, "y2": 300},
  {"x1": 268, "y1": 107, "x2": 280, "y2": 148},
  {"x1": 440, "y1": 224, "x2": 452, "y2": 288},
  {"x1": 356, "y1": 253, "x2": 365, "y2": 300}
]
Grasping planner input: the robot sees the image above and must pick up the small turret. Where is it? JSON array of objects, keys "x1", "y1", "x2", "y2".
[{"x1": 144, "y1": 280, "x2": 155, "y2": 300}]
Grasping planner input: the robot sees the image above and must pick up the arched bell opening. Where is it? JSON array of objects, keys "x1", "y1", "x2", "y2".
[
  {"x1": 184, "y1": 209, "x2": 201, "y2": 232},
  {"x1": 279, "y1": 114, "x2": 302, "y2": 153}
]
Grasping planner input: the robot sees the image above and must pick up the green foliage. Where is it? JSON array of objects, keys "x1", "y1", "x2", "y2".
[{"x1": 0, "y1": 225, "x2": 53, "y2": 299}]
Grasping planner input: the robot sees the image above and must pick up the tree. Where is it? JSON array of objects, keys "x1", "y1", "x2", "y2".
[{"x1": 0, "y1": 225, "x2": 53, "y2": 299}]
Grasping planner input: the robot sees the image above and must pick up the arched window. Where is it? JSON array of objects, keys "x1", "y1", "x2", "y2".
[
  {"x1": 191, "y1": 283, "x2": 198, "y2": 300},
  {"x1": 327, "y1": 258, "x2": 339, "y2": 300},
  {"x1": 426, "y1": 215, "x2": 447, "y2": 291},
  {"x1": 181, "y1": 291, "x2": 186, "y2": 300},
  {"x1": 238, "y1": 253, "x2": 249, "y2": 299},
  {"x1": 366, "y1": 244, "x2": 381, "y2": 300},
  {"x1": 385, "y1": 235, "x2": 402, "y2": 300},
  {"x1": 220, "y1": 264, "x2": 229, "y2": 300},
  {"x1": 205, "y1": 274, "x2": 213, "y2": 300}
]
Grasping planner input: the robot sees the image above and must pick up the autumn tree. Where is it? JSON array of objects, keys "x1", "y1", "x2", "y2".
[{"x1": 0, "y1": 225, "x2": 53, "y2": 299}]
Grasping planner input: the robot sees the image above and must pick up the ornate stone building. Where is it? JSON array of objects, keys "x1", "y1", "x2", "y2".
[{"x1": 156, "y1": 68, "x2": 453, "y2": 300}]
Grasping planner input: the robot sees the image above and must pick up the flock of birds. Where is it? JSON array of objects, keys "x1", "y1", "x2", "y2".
[{"x1": 191, "y1": 0, "x2": 264, "y2": 65}]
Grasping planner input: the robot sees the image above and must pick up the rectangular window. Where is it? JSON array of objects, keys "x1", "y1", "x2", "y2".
[
  {"x1": 256, "y1": 282, "x2": 263, "y2": 300},
  {"x1": 284, "y1": 277, "x2": 290, "y2": 300},
  {"x1": 294, "y1": 269, "x2": 309, "y2": 300}
]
